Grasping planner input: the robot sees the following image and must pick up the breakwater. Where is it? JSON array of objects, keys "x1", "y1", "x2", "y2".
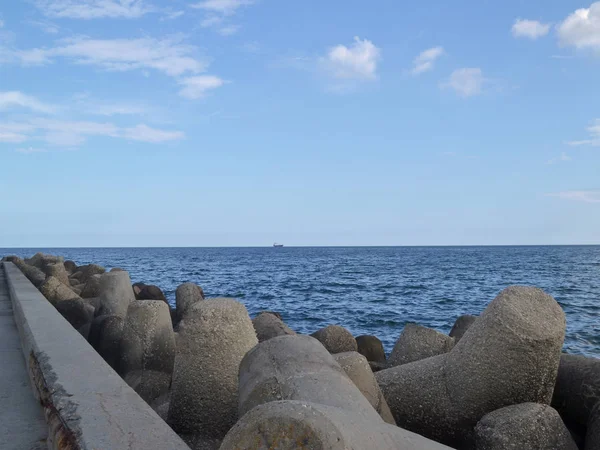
[{"x1": 2, "y1": 251, "x2": 599, "y2": 450}]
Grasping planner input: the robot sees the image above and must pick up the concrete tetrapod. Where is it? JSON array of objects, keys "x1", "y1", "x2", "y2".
[
  {"x1": 238, "y1": 334, "x2": 381, "y2": 422},
  {"x1": 40, "y1": 276, "x2": 82, "y2": 305},
  {"x1": 220, "y1": 400, "x2": 454, "y2": 450},
  {"x1": 551, "y1": 354, "x2": 600, "y2": 450},
  {"x1": 168, "y1": 298, "x2": 258, "y2": 443},
  {"x1": 252, "y1": 311, "x2": 296, "y2": 342},
  {"x1": 95, "y1": 271, "x2": 136, "y2": 318},
  {"x1": 474, "y1": 403, "x2": 578, "y2": 450},
  {"x1": 387, "y1": 323, "x2": 455, "y2": 367},
  {"x1": 376, "y1": 286, "x2": 566, "y2": 448},
  {"x1": 311, "y1": 324, "x2": 358, "y2": 354},
  {"x1": 333, "y1": 351, "x2": 396, "y2": 425},
  {"x1": 88, "y1": 314, "x2": 124, "y2": 372},
  {"x1": 356, "y1": 334, "x2": 387, "y2": 363},
  {"x1": 120, "y1": 300, "x2": 176, "y2": 404},
  {"x1": 174, "y1": 282, "x2": 204, "y2": 324},
  {"x1": 448, "y1": 314, "x2": 477, "y2": 342}
]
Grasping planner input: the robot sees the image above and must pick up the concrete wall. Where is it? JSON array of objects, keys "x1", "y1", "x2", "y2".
[{"x1": 3, "y1": 262, "x2": 190, "y2": 450}]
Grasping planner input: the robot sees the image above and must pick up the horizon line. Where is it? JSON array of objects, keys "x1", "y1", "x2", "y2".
[{"x1": 1, "y1": 244, "x2": 600, "y2": 249}]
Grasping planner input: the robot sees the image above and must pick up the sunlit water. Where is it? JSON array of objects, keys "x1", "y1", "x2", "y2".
[{"x1": 3, "y1": 246, "x2": 599, "y2": 356}]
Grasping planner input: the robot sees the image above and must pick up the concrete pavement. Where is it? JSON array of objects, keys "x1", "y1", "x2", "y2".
[{"x1": 0, "y1": 268, "x2": 47, "y2": 450}]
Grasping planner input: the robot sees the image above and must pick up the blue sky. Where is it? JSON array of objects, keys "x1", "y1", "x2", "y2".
[{"x1": 0, "y1": 0, "x2": 599, "y2": 247}]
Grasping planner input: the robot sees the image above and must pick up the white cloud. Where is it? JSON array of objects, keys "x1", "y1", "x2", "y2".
[
  {"x1": 122, "y1": 124, "x2": 185, "y2": 142},
  {"x1": 27, "y1": 20, "x2": 60, "y2": 34},
  {"x1": 0, "y1": 19, "x2": 4, "y2": 28},
  {"x1": 218, "y1": 25, "x2": 240, "y2": 36},
  {"x1": 190, "y1": 0, "x2": 253, "y2": 15},
  {"x1": 547, "y1": 190, "x2": 600, "y2": 203},
  {"x1": 164, "y1": 10, "x2": 185, "y2": 20},
  {"x1": 441, "y1": 68, "x2": 485, "y2": 97},
  {"x1": 322, "y1": 37, "x2": 381, "y2": 81},
  {"x1": 567, "y1": 119, "x2": 600, "y2": 146},
  {"x1": 0, "y1": 91, "x2": 57, "y2": 114},
  {"x1": 546, "y1": 152, "x2": 572, "y2": 164},
  {"x1": 0, "y1": 117, "x2": 184, "y2": 146},
  {"x1": 16, "y1": 147, "x2": 48, "y2": 154},
  {"x1": 0, "y1": 132, "x2": 29, "y2": 143},
  {"x1": 34, "y1": 0, "x2": 154, "y2": 19},
  {"x1": 411, "y1": 46, "x2": 444, "y2": 75},
  {"x1": 557, "y1": 2, "x2": 600, "y2": 51},
  {"x1": 178, "y1": 75, "x2": 225, "y2": 99},
  {"x1": 11, "y1": 36, "x2": 206, "y2": 77},
  {"x1": 512, "y1": 19, "x2": 551, "y2": 39}
]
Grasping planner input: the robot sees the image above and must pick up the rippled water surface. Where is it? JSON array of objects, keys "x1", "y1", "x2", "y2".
[{"x1": 3, "y1": 246, "x2": 599, "y2": 356}]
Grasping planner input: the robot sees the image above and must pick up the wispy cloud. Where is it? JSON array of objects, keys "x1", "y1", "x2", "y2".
[
  {"x1": 0, "y1": 19, "x2": 4, "y2": 28},
  {"x1": 321, "y1": 36, "x2": 381, "y2": 81},
  {"x1": 0, "y1": 91, "x2": 57, "y2": 114},
  {"x1": 441, "y1": 68, "x2": 485, "y2": 97},
  {"x1": 26, "y1": 36, "x2": 206, "y2": 76},
  {"x1": 122, "y1": 124, "x2": 184, "y2": 143},
  {"x1": 190, "y1": 0, "x2": 253, "y2": 15},
  {"x1": 567, "y1": 119, "x2": 600, "y2": 146},
  {"x1": 192, "y1": 0, "x2": 253, "y2": 35},
  {"x1": 512, "y1": 19, "x2": 551, "y2": 39},
  {"x1": 557, "y1": 2, "x2": 600, "y2": 52},
  {"x1": 34, "y1": 0, "x2": 154, "y2": 19},
  {"x1": 16, "y1": 147, "x2": 48, "y2": 154},
  {"x1": 546, "y1": 152, "x2": 572, "y2": 164},
  {"x1": 411, "y1": 46, "x2": 444, "y2": 75},
  {"x1": 163, "y1": 10, "x2": 185, "y2": 20},
  {"x1": 547, "y1": 190, "x2": 600, "y2": 203},
  {"x1": 178, "y1": 75, "x2": 226, "y2": 99},
  {"x1": 0, "y1": 117, "x2": 184, "y2": 146},
  {"x1": 26, "y1": 19, "x2": 60, "y2": 34}
]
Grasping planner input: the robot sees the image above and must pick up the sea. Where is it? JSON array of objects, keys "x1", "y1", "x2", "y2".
[{"x1": 2, "y1": 246, "x2": 599, "y2": 357}]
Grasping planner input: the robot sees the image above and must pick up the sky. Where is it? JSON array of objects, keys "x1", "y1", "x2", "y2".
[{"x1": 0, "y1": 0, "x2": 599, "y2": 247}]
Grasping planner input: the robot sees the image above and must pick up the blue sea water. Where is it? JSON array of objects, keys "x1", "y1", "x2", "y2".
[{"x1": 2, "y1": 246, "x2": 599, "y2": 357}]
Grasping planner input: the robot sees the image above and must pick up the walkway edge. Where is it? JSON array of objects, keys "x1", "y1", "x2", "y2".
[{"x1": 2, "y1": 262, "x2": 190, "y2": 450}]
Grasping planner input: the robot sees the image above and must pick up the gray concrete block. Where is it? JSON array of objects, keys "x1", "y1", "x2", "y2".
[
  {"x1": 551, "y1": 353, "x2": 600, "y2": 429},
  {"x1": 356, "y1": 334, "x2": 387, "y2": 363},
  {"x1": 448, "y1": 314, "x2": 477, "y2": 342},
  {"x1": 388, "y1": 323, "x2": 454, "y2": 367},
  {"x1": 120, "y1": 300, "x2": 176, "y2": 404},
  {"x1": 39, "y1": 276, "x2": 81, "y2": 305},
  {"x1": 333, "y1": 351, "x2": 396, "y2": 424},
  {"x1": 252, "y1": 311, "x2": 295, "y2": 342},
  {"x1": 311, "y1": 324, "x2": 358, "y2": 354},
  {"x1": 377, "y1": 286, "x2": 566, "y2": 448},
  {"x1": 220, "y1": 400, "x2": 454, "y2": 450},
  {"x1": 168, "y1": 298, "x2": 257, "y2": 439},
  {"x1": 95, "y1": 271, "x2": 136, "y2": 318},
  {"x1": 475, "y1": 403, "x2": 577, "y2": 450},
  {"x1": 175, "y1": 282, "x2": 204, "y2": 324},
  {"x1": 238, "y1": 334, "x2": 380, "y2": 423}
]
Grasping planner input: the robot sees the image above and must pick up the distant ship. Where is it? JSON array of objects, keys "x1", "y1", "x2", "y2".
[{"x1": 273, "y1": 243, "x2": 284, "y2": 247}]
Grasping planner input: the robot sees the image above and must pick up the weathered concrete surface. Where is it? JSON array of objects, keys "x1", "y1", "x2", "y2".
[
  {"x1": 238, "y1": 335, "x2": 380, "y2": 422},
  {"x1": 221, "y1": 400, "x2": 455, "y2": 450},
  {"x1": 311, "y1": 324, "x2": 358, "y2": 354},
  {"x1": 376, "y1": 286, "x2": 566, "y2": 448},
  {"x1": 448, "y1": 314, "x2": 477, "y2": 342},
  {"x1": 333, "y1": 351, "x2": 396, "y2": 424},
  {"x1": 474, "y1": 403, "x2": 577, "y2": 450},
  {"x1": 120, "y1": 300, "x2": 176, "y2": 404},
  {"x1": 168, "y1": 298, "x2": 258, "y2": 440},
  {"x1": 3, "y1": 262, "x2": 190, "y2": 450},
  {"x1": 388, "y1": 323, "x2": 455, "y2": 367},
  {"x1": 252, "y1": 311, "x2": 296, "y2": 342},
  {"x1": 0, "y1": 267, "x2": 47, "y2": 450}
]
